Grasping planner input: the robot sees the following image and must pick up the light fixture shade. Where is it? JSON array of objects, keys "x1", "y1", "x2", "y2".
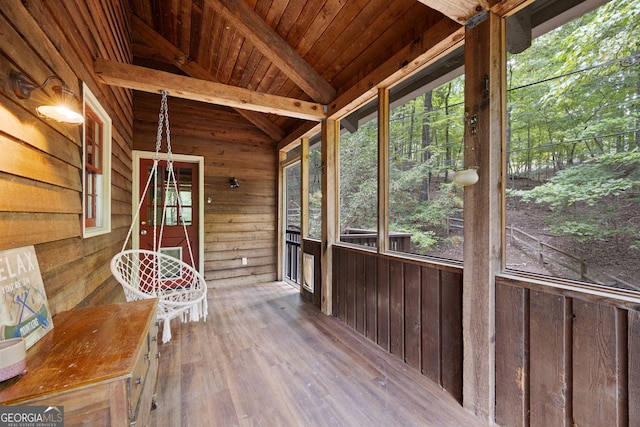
[
  {"x1": 36, "y1": 105, "x2": 84, "y2": 124},
  {"x1": 10, "y1": 71, "x2": 84, "y2": 125},
  {"x1": 453, "y1": 168, "x2": 479, "y2": 186}
]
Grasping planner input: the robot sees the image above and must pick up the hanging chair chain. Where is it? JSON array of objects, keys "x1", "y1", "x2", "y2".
[{"x1": 155, "y1": 90, "x2": 173, "y2": 160}]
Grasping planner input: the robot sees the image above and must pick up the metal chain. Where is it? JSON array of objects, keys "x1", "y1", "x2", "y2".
[
  {"x1": 164, "y1": 94, "x2": 172, "y2": 162},
  {"x1": 154, "y1": 90, "x2": 168, "y2": 158}
]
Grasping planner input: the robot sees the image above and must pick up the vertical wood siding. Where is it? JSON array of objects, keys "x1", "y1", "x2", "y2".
[
  {"x1": 132, "y1": 92, "x2": 277, "y2": 286},
  {"x1": 0, "y1": 1, "x2": 132, "y2": 313},
  {"x1": 333, "y1": 245, "x2": 463, "y2": 403},
  {"x1": 496, "y1": 277, "x2": 638, "y2": 426}
]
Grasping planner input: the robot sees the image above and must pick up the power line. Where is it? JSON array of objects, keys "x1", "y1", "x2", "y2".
[
  {"x1": 508, "y1": 52, "x2": 640, "y2": 92},
  {"x1": 390, "y1": 52, "x2": 639, "y2": 120}
]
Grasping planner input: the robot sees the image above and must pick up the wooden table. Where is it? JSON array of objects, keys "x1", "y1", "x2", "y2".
[{"x1": 0, "y1": 299, "x2": 159, "y2": 426}]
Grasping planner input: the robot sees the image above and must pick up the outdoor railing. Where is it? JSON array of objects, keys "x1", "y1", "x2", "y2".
[
  {"x1": 285, "y1": 229, "x2": 301, "y2": 284},
  {"x1": 341, "y1": 228, "x2": 412, "y2": 252},
  {"x1": 284, "y1": 227, "x2": 413, "y2": 286}
]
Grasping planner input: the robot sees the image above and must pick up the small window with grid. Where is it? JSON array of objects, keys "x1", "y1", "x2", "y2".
[{"x1": 82, "y1": 84, "x2": 112, "y2": 237}]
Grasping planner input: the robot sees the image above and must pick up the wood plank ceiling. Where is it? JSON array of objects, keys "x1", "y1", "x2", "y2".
[{"x1": 122, "y1": 0, "x2": 484, "y2": 142}]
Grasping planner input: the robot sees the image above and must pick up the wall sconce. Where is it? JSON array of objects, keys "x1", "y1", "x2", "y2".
[
  {"x1": 453, "y1": 166, "x2": 479, "y2": 186},
  {"x1": 453, "y1": 113, "x2": 480, "y2": 186},
  {"x1": 10, "y1": 70, "x2": 84, "y2": 125},
  {"x1": 229, "y1": 177, "x2": 239, "y2": 188}
]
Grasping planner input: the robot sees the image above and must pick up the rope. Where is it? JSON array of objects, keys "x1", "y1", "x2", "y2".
[{"x1": 119, "y1": 90, "x2": 196, "y2": 265}]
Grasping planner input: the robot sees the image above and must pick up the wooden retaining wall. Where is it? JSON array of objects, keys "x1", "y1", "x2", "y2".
[
  {"x1": 496, "y1": 276, "x2": 640, "y2": 426},
  {"x1": 332, "y1": 245, "x2": 464, "y2": 403}
]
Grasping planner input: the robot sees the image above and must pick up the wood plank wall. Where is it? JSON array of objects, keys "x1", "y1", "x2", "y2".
[
  {"x1": 496, "y1": 276, "x2": 640, "y2": 427},
  {"x1": 132, "y1": 92, "x2": 278, "y2": 286},
  {"x1": 0, "y1": 1, "x2": 132, "y2": 314},
  {"x1": 332, "y1": 245, "x2": 464, "y2": 403}
]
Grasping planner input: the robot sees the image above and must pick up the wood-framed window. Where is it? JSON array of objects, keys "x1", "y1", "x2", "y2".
[
  {"x1": 82, "y1": 84, "x2": 112, "y2": 237},
  {"x1": 85, "y1": 107, "x2": 102, "y2": 227}
]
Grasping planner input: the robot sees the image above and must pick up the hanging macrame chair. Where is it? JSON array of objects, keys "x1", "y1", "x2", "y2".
[{"x1": 111, "y1": 90, "x2": 208, "y2": 343}]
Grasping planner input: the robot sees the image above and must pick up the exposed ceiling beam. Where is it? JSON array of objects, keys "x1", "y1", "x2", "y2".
[
  {"x1": 416, "y1": 0, "x2": 490, "y2": 24},
  {"x1": 210, "y1": 0, "x2": 336, "y2": 105},
  {"x1": 94, "y1": 59, "x2": 326, "y2": 121},
  {"x1": 131, "y1": 14, "x2": 285, "y2": 141}
]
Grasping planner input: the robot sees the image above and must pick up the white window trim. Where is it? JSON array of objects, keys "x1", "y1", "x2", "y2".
[{"x1": 82, "y1": 83, "x2": 112, "y2": 238}]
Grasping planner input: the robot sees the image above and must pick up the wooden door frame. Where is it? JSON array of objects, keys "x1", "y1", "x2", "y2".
[{"x1": 132, "y1": 150, "x2": 206, "y2": 275}]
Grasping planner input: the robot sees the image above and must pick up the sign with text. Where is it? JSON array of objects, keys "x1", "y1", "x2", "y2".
[
  {"x1": 0, "y1": 246, "x2": 53, "y2": 349},
  {"x1": 0, "y1": 406, "x2": 64, "y2": 427}
]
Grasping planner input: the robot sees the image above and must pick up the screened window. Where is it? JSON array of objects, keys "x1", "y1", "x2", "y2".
[
  {"x1": 504, "y1": 0, "x2": 639, "y2": 291},
  {"x1": 339, "y1": 100, "x2": 379, "y2": 248},
  {"x1": 82, "y1": 84, "x2": 112, "y2": 237},
  {"x1": 388, "y1": 77, "x2": 465, "y2": 260},
  {"x1": 307, "y1": 140, "x2": 322, "y2": 239}
]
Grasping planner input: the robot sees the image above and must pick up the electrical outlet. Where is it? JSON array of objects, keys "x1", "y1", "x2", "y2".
[{"x1": 242, "y1": 257, "x2": 248, "y2": 265}]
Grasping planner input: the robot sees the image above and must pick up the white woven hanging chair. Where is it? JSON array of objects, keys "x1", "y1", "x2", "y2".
[{"x1": 111, "y1": 91, "x2": 207, "y2": 343}]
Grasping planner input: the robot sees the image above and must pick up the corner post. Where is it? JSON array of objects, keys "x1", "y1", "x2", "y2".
[{"x1": 462, "y1": 10, "x2": 506, "y2": 422}]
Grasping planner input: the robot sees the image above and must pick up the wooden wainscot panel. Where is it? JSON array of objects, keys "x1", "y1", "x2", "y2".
[
  {"x1": 388, "y1": 259, "x2": 404, "y2": 358},
  {"x1": 572, "y1": 300, "x2": 627, "y2": 427},
  {"x1": 332, "y1": 246, "x2": 464, "y2": 404},
  {"x1": 336, "y1": 247, "x2": 347, "y2": 321},
  {"x1": 345, "y1": 249, "x2": 357, "y2": 328},
  {"x1": 440, "y1": 270, "x2": 462, "y2": 402},
  {"x1": 404, "y1": 262, "x2": 421, "y2": 370},
  {"x1": 354, "y1": 251, "x2": 366, "y2": 335},
  {"x1": 629, "y1": 310, "x2": 640, "y2": 424},
  {"x1": 364, "y1": 253, "x2": 377, "y2": 342},
  {"x1": 530, "y1": 291, "x2": 570, "y2": 427},
  {"x1": 421, "y1": 267, "x2": 441, "y2": 384},
  {"x1": 495, "y1": 281, "x2": 528, "y2": 426},
  {"x1": 376, "y1": 256, "x2": 390, "y2": 351}
]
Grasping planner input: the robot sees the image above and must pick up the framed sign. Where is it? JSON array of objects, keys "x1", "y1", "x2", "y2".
[{"x1": 0, "y1": 246, "x2": 53, "y2": 349}]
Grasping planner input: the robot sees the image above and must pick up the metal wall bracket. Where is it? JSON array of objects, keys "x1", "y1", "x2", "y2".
[{"x1": 466, "y1": 10, "x2": 488, "y2": 29}]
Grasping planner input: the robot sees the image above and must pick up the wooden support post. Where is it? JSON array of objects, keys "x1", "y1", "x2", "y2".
[
  {"x1": 462, "y1": 11, "x2": 506, "y2": 422},
  {"x1": 277, "y1": 150, "x2": 287, "y2": 281},
  {"x1": 300, "y1": 138, "x2": 309, "y2": 294},
  {"x1": 321, "y1": 119, "x2": 339, "y2": 315},
  {"x1": 378, "y1": 88, "x2": 390, "y2": 253}
]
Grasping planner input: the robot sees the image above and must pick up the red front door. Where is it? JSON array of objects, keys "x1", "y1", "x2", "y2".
[{"x1": 139, "y1": 159, "x2": 199, "y2": 270}]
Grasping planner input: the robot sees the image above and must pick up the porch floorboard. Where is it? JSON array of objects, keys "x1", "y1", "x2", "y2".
[{"x1": 151, "y1": 281, "x2": 486, "y2": 427}]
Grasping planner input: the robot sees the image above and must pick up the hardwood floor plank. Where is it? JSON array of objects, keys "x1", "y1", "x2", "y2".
[{"x1": 151, "y1": 281, "x2": 486, "y2": 426}]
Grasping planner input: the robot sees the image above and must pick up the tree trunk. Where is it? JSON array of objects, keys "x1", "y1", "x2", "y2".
[{"x1": 421, "y1": 92, "x2": 433, "y2": 201}]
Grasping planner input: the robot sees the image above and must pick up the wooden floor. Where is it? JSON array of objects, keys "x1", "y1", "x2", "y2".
[{"x1": 151, "y1": 281, "x2": 486, "y2": 427}]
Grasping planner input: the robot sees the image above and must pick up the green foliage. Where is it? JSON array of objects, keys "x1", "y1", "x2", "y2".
[
  {"x1": 513, "y1": 150, "x2": 640, "y2": 245},
  {"x1": 336, "y1": 0, "x2": 639, "y2": 262},
  {"x1": 397, "y1": 183, "x2": 462, "y2": 253},
  {"x1": 515, "y1": 151, "x2": 640, "y2": 208}
]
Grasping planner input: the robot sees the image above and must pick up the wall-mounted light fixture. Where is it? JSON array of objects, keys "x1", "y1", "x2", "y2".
[
  {"x1": 229, "y1": 177, "x2": 239, "y2": 188},
  {"x1": 453, "y1": 113, "x2": 480, "y2": 187},
  {"x1": 10, "y1": 70, "x2": 84, "y2": 125},
  {"x1": 453, "y1": 165, "x2": 479, "y2": 186}
]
